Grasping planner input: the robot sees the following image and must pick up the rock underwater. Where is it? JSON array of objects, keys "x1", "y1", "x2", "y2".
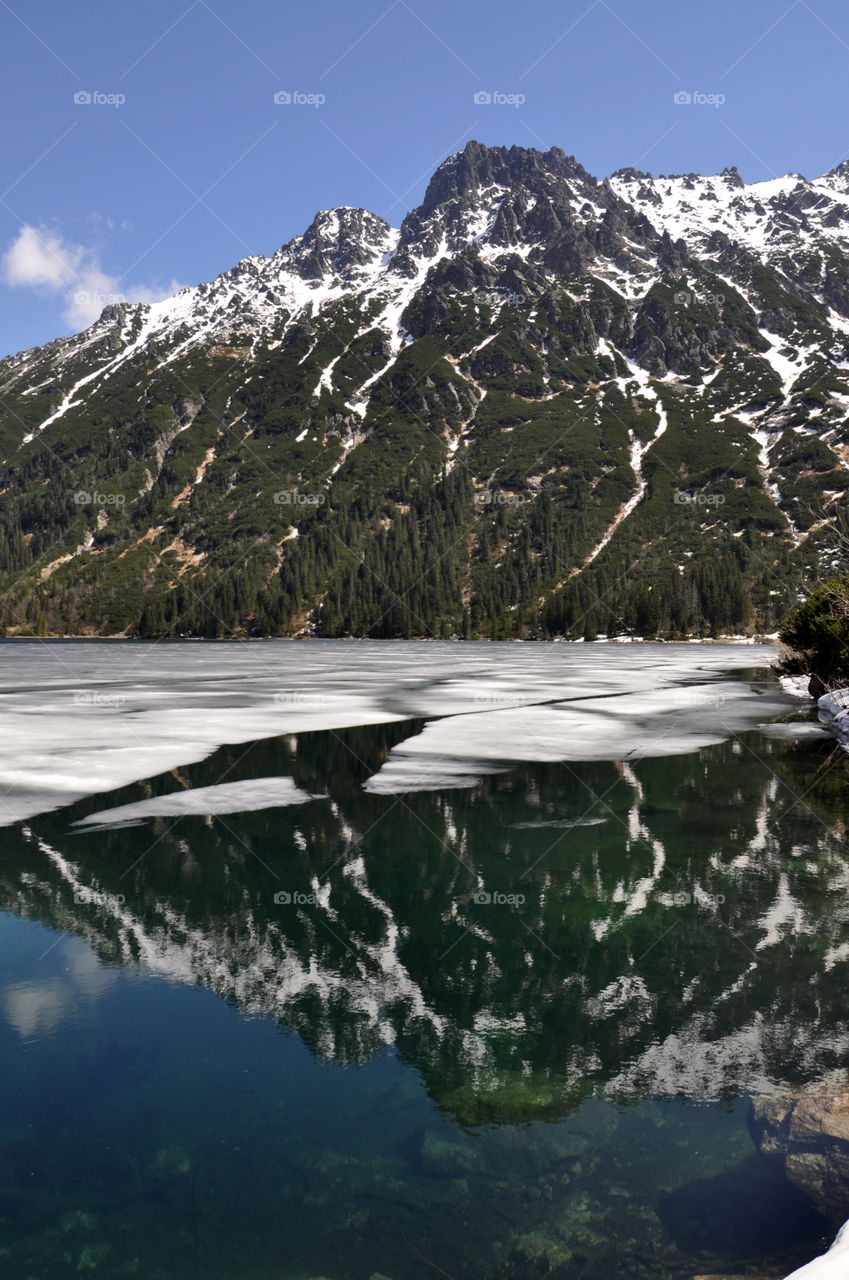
[{"x1": 750, "y1": 1079, "x2": 849, "y2": 1278}]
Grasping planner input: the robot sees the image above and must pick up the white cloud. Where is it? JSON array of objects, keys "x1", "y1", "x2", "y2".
[
  {"x1": 3, "y1": 224, "x2": 81, "y2": 290},
  {"x1": 1, "y1": 223, "x2": 183, "y2": 332}
]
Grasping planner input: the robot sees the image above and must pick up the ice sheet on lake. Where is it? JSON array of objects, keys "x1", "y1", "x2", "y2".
[
  {"x1": 511, "y1": 817, "x2": 608, "y2": 830},
  {"x1": 761, "y1": 721, "x2": 833, "y2": 741},
  {"x1": 0, "y1": 639, "x2": 784, "y2": 823},
  {"x1": 363, "y1": 681, "x2": 790, "y2": 793},
  {"x1": 74, "y1": 777, "x2": 322, "y2": 827}
]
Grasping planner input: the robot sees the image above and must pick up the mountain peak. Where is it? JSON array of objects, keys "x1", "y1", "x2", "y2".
[
  {"x1": 822, "y1": 158, "x2": 849, "y2": 193},
  {"x1": 419, "y1": 141, "x2": 590, "y2": 216},
  {"x1": 286, "y1": 206, "x2": 394, "y2": 282},
  {"x1": 610, "y1": 167, "x2": 653, "y2": 182}
]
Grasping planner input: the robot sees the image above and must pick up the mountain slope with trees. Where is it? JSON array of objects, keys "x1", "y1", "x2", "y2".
[{"x1": 1, "y1": 141, "x2": 848, "y2": 639}]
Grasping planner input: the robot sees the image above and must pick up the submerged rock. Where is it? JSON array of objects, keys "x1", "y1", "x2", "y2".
[
  {"x1": 149, "y1": 1145, "x2": 192, "y2": 1181},
  {"x1": 690, "y1": 1273, "x2": 782, "y2": 1279},
  {"x1": 751, "y1": 1082, "x2": 849, "y2": 1224},
  {"x1": 61, "y1": 1210, "x2": 98, "y2": 1233},
  {"x1": 419, "y1": 1129, "x2": 481, "y2": 1178},
  {"x1": 438, "y1": 1069, "x2": 583, "y2": 1126},
  {"x1": 512, "y1": 1228, "x2": 573, "y2": 1268},
  {"x1": 76, "y1": 1242, "x2": 110, "y2": 1271}
]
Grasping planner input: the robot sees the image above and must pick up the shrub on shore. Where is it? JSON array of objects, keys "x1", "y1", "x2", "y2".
[{"x1": 780, "y1": 574, "x2": 849, "y2": 686}]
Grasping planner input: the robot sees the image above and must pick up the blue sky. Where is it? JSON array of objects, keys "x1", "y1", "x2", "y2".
[{"x1": 2, "y1": 0, "x2": 849, "y2": 356}]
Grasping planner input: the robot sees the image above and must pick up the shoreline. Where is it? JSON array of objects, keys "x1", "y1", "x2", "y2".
[{"x1": 0, "y1": 633, "x2": 784, "y2": 645}]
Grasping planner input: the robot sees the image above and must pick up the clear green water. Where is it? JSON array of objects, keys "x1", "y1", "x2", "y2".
[{"x1": 1, "y1": 668, "x2": 848, "y2": 1278}]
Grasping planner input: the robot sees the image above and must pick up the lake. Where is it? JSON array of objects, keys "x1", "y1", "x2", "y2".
[{"x1": 0, "y1": 639, "x2": 846, "y2": 1279}]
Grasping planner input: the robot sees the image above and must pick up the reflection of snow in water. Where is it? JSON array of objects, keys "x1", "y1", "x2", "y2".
[
  {"x1": 591, "y1": 761, "x2": 666, "y2": 942},
  {"x1": 10, "y1": 739, "x2": 849, "y2": 1117},
  {"x1": 22, "y1": 827, "x2": 454, "y2": 1063},
  {"x1": 0, "y1": 640, "x2": 783, "y2": 824}
]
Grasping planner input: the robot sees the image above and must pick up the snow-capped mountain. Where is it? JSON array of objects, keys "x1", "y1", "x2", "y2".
[{"x1": 1, "y1": 140, "x2": 847, "y2": 639}]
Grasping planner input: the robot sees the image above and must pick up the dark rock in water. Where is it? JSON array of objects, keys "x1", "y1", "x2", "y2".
[
  {"x1": 148, "y1": 1145, "x2": 192, "y2": 1182},
  {"x1": 809, "y1": 673, "x2": 829, "y2": 700},
  {"x1": 751, "y1": 1084, "x2": 849, "y2": 1224}
]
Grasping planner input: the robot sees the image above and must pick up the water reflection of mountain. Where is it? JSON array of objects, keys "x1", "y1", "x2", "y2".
[{"x1": 4, "y1": 724, "x2": 849, "y2": 1124}]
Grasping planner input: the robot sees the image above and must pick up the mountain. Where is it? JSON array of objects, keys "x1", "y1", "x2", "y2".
[{"x1": 2, "y1": 140, "x2": 849, "y2": 639}]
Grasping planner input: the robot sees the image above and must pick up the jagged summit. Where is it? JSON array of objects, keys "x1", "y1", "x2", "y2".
[
  {"x1": 284, "y1": 207, "x2": 395, "y2": 282},
  {"x1": 820, "y1": 157, "x2": 849, "y2": 194},
  {"x1": 21, "y1": 140, "x2": 849, "y2": 351},
  {"x1": 419, "y1": 140, "x2": 591, "y2": 213}
]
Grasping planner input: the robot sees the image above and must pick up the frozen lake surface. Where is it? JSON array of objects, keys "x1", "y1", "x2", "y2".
[{"x1": 0, "y1": 638, "x2": 786, "y2": 824}]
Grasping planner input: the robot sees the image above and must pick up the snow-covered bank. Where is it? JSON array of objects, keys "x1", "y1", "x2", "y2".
[
  {"x1": 0, "y1": 640, "x2": 783, "y2": 824},
  {"x1": 786, "y1": 1219, "x2": 849, "y2": 1278},
  {"x1": 817, "y1": 689, "x2": 849, "y2": 750}
]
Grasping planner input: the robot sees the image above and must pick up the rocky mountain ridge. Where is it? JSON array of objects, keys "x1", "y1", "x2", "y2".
[{"x1": 1, "y1": 140, "x2": 848, "y2": 638}]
